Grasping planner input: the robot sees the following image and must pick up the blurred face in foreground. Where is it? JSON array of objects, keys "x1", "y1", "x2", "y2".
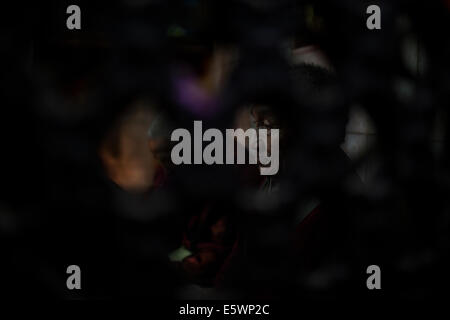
[{"x1": 147, "y1": 113, "x2": 174, "y2": 169}]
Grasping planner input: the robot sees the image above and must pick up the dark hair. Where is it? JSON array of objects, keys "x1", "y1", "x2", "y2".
[{"x1": 291, "y1": 63, "x2": 336, "y2": 98}]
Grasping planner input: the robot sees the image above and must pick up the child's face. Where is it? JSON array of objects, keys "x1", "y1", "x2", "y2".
[{"x1": 250, "y1": 106, "x2": 282, "y2": 154}]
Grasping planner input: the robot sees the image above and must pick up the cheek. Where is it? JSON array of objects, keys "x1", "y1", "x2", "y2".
[
  {"x1": 148, "y1": 138, "x2": 169, "y2": 152},
  {"x1": 254, "y1": 132, "x2": 272, "y2": 154}
]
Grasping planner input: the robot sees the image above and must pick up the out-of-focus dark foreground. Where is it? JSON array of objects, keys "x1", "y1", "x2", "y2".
[{"x1": 1, "y1": 0, "x2": 450, "y2": 300}]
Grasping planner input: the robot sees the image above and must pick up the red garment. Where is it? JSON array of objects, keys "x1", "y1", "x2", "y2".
[
  {"x1": 180, "y1": 201, "x2": 326, "y2": 287},
  {"x1": 181, "y1": 206, "x2": 235, "y2": 285}
]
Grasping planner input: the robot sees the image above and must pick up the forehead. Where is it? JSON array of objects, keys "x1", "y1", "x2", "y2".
[{"x1": 250, "y1": 105, "x2": 277, "y2": 120}]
